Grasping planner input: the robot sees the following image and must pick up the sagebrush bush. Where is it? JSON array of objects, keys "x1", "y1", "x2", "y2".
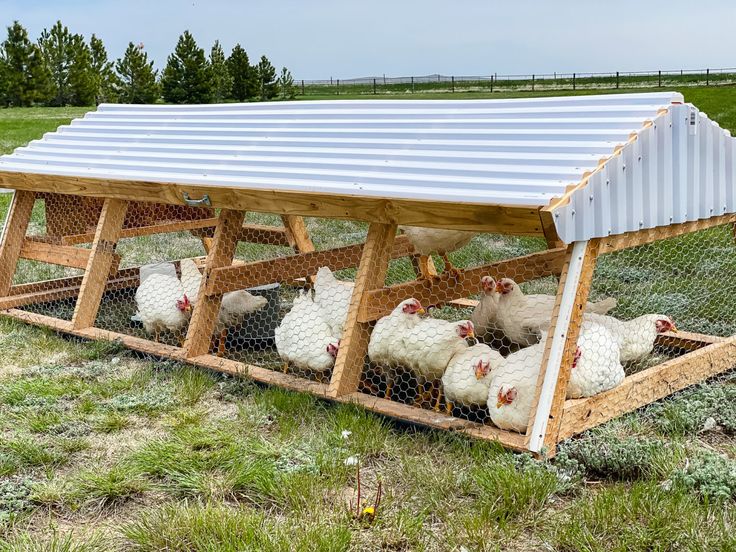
[
  {"x1": 672, "y1": 452, "x2": 736, "y2": 502},
  {"x1": 555, "y1": 433, "x2": 681, "y2": 481}
]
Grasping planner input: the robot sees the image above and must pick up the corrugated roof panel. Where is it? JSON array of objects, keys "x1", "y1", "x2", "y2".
[{"x1": 7, "y1": 91, "x2": 736, "y2": 243}]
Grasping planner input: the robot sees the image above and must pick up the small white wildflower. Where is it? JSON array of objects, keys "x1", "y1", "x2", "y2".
[
  {"x1": 341, "y1": 430, "x2": 352, "y2": 440},
  {"x1": 111, "y1": 357, "x2": 121, "y2": 365},
  {"x1": 344, "y1": 455, "x2": 359, "y2": 466}
]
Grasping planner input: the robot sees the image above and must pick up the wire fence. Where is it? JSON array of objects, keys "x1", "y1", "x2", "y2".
[{"x1": 294, "y1": 67, "x2": 736, "y2": 96}]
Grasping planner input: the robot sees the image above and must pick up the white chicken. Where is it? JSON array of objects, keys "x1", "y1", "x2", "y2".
[
  {"x1": 367, "y1": 298, "x2": 426, "y2": 399},
  {"x1": 487, "y1": 335, "x2": 546, "y2": 432},
  {"x1": 495, "y1": 277, "x2": 617, "y2": 347},
  {"x1": 470, "y1": 276, "x2": 505, "y2": 346},
  {"x1": 313, "y1": 266, "x2": 354, "y2": 338},
  {"x1": 401, "y1": 318, "x2": 475, "y2": 410},
  {"x1": 583, "y1": 312, "x2": 676, "y2": 363},
  {"x1": 275, "y1": 290, "x2": 339, "y2": 380},
  {"x1": 134, "y1": 273, "x2": 192, "y2": 343},
  {"x1": 442, "y1": 343, "x2": 503, "y2": 413},
  {"x1": 567, "y1": 321, "x2": 624, "y2": 399},
  {"x1": 180, "y1": 258, "x2": 267, "y2": 356},
  {"x1": 399, "y1": 226, "x2": 476, "y2": 278}
]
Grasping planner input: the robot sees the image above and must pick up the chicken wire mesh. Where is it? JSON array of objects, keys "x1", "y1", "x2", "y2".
[{"x1": 3, "y1": 193, "x2": 734, "y2": 442}]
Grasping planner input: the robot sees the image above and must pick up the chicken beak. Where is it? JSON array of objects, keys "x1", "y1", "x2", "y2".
[
  {"x1": 670, "y1": 324, "x2": 678, "y2": 333},
  {"x1": 495, "y1": 282, "x2": 504, "y2": 293},
  {"x1": 475, "y1": 365, "x2": 485, "y2": 380},
  {"x1": 496, "y1": 399, "x2": 505, "y2": 409},
  {"x1": 417, "y1": 307, "x2": 426, "y2": 315}
]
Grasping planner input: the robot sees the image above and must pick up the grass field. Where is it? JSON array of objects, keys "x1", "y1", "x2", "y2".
[{"x1": 0, "y1": 87, "x2": 734, "y2": 551}]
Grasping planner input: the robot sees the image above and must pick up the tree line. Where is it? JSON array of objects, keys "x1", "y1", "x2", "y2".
[{"x1": 0, "y1": 21, "x2": 296, "y2": 107}]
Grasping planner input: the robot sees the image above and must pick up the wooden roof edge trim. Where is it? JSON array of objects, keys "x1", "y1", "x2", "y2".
[
  {"x1": 0, "y1": 171, "x2": 546, "y2": 235},
  {"x1": 541, "y1": 106, "x2": 671, "y2": 215}
]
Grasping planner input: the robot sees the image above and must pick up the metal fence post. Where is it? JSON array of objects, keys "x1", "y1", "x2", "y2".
[
  {"x1": 572, "y1": 72, "x2": 576, "y2": 90},
  {"x1": 532, "y1": 74, "x2": 535, "y2": 91},
  {"x1": 373, "y1": 78, "x2": 376, "y2": 95},
  {"x1": 451, "y1": 75, "x2": 455, "y2": 92},
  {"x1": 706, "y1": 68, "x2": 710, "y2": 86},
  {"x1": 336, "y1": 79, "x2": 340, "y2": 95},
  {"x1": 658, "y1": 70, "x2": 662, "y2": 87},
  {"x1": 490, "y1": 74, "x2": 494, "y2": 93},
  {"x1": 411, "y1": 76, "x2": 414, "y2": 93},
  {"x1": 301, "y1": 79, "x2": 305, "y2": 95},
  {"x1": 616, "y1": 71, "x2": 619, "y2": 89}
]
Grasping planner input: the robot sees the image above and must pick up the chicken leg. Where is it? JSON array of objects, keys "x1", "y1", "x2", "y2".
[
  {"x1": 412, "y1": 254, "x2": 440, "y2": 282},
  {"x1": 216, "y1": 329, "x2": 228, "y2": 357}
]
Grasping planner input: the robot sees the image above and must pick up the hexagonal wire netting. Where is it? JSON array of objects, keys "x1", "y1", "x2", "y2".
[{"x1": 6, "y1": 194, "x2": 735, "y2": 437}]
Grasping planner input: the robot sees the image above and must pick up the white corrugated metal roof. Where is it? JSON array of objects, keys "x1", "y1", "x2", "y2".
[{"x1": 1, "y1": 91, "x2": 733, "y2": 242}]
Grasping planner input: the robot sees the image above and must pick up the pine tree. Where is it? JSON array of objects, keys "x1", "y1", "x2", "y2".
[
  {"x1": 90, "y1": 34, "x2": 119, "y2": 103},
  {"x1": 278, "y1": 66, "x2": 295, "y2": 100},
  {"x1": 67, "y1": 34, "x2": 96, "y2": 106},
  {"x1": 1, "y1": 21, "x2": 52, "y2": 106},
  {"x1": 161, "y1": 30, "x2": 212, "y2": 103},
  {"x1": 38, "y1": 20, "x2": 73, "y2": 106},
  {"x1": 256, "y1": 55, "x2": 277, "y2": 101},
  {"x1": 115, "y1": 42, "x2": 159, "y2": 103},
  {"x1": 209, "y1": 40, "x2": 231, "y2": 103},
  {"x1": 226, "y1": 44, "x2": 256, "y2": 101}
]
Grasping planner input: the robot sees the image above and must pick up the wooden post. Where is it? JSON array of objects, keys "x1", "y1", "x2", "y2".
[
  {"x1": 183, "y1": 209, "x2": 246, "y2": 357},
  {"x1": 71, "y1": 198, "x2": 129, "y2": 330},
  {"x1": 525, "y1": 239, "x2": 599, "y2": 455},
  {"x1": 327, "y1": 222, "x2": 397, "y2": 398},
  {"x1": 0, "y1": 191, "x2": 35, "y2": 297}
]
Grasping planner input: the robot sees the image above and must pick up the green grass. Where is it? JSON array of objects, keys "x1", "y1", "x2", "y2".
[{"x1": 0, "y1": 88, "x2": 734, "y2": 549}]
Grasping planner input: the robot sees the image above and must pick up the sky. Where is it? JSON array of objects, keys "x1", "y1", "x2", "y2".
[{"x1": 2, "y1": 0, "x2": 735, "y2": 80}]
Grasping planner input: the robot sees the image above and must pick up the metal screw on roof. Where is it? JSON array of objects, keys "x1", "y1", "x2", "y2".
[
  {"x1": 571, "y1": 210, "x2": 575, "y2": 216},
  {"x1": 638, "y1": 156, "x2": 642, "y2": 161},
  {"x1": 606, "y1": 179, "x2": 610, "y2": 185},
  {"x1": 589, "y1": 195, "x2": 594, "y2": 201},
  {"x1": 622, "y1": 165, "x2": 626, "y2": 171},
  {"x1": 639, "y1": 221, "x2": 643, "y2": 226}
]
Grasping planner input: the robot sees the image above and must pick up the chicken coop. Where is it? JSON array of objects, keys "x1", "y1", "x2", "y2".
[{"x1": 1, "y1": 91, "x2": 735, "y2": 456}]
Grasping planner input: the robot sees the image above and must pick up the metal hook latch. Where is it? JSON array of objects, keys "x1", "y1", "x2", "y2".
[{"x1": 182, "y1": 192, "x2": 212, "y2": 207}]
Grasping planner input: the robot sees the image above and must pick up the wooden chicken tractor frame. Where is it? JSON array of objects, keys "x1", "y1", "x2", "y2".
[{"x1": 0, "y1": 183, "x2": 734, "y2": 457}]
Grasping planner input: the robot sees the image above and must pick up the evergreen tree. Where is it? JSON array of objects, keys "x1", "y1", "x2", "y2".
[
  {"x1": 67, "y1": 34, "x2": 96, "y2": 106},
  {"x1": 226, "y1": 44, "x2": 256, "y2": 101},
  {"x1": 90, "y1": 34, "x2": 119, "y2": 103},
  {"x1": 1, "y1": 21, "x2": 52, "y2": 106},
  {"x1": 256, "y1": 55, "x2": 277, "y2": 101},
  {"x1": 37, "y1": 20, "x2": 73, "y2": 106},
  {"x1": 161, "y1": 30, "x2": 212, "y2": 103},
  {"x1": 115, "y1": 42, "x2": 159, "y2": 103},
  {"x1": 278, "y1": 66, "x2": 295, "y2": 100},
  {"x1": 209, "y1": 40, "x2": 231, "y2": 103}
]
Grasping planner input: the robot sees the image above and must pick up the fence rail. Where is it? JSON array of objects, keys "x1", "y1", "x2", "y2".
[{"x1": 294, "y1": 67, "x2": 736, "y2": 96}]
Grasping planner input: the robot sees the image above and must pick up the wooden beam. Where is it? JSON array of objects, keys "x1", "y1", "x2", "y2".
[
  {"x1": 183, "y1": 209, "x2": 246, "y2": 358},
  {"x1": 71, "y1": 199, "x2": 129, "y2": 330},
  {"x1": 20, "y1": 240, "x2": 99, "y2": 270},
  {"x1": 0, "y1": 172, "x2": 545, "y2": 234},
  {"x1": 281, "y1": 215, "x2": 315, "y2": 253},
  {"x1": 342, "y1": 392, "x2": 528, "y2": 452},
  {"x1": 598, "y1": 214, "x2": 736, "y2": 254},
  {"x1": 61, "y1": 217, "x2": 220, "y2": 245},
  {"x1": 0, "y1": 191, "x2": 36, "y2": 296},
  {"x1": 359, "y1": 247, "x2": 566, "y2": 323},
  {"x1": 655, "y1": 330, "x2": 724, "y2": 353},
  {"x1": 205, "y1": 234, "x2": 415, "y2": 296},
  {"x1": 539, "y1": 208, "x2": 565, "y2": 249},
  {"x1": 525, "y1": 240, "x2": 600, "y2": 455},
  {"x1": 559, "y1": 336, "x2": 736, "y2": 440},
  {"x1": 328, "y1": 222, "x2": 397, "y2": 398},
  {"x1": 191, "y1": 223, "x2": 292, "y2": 247}
]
